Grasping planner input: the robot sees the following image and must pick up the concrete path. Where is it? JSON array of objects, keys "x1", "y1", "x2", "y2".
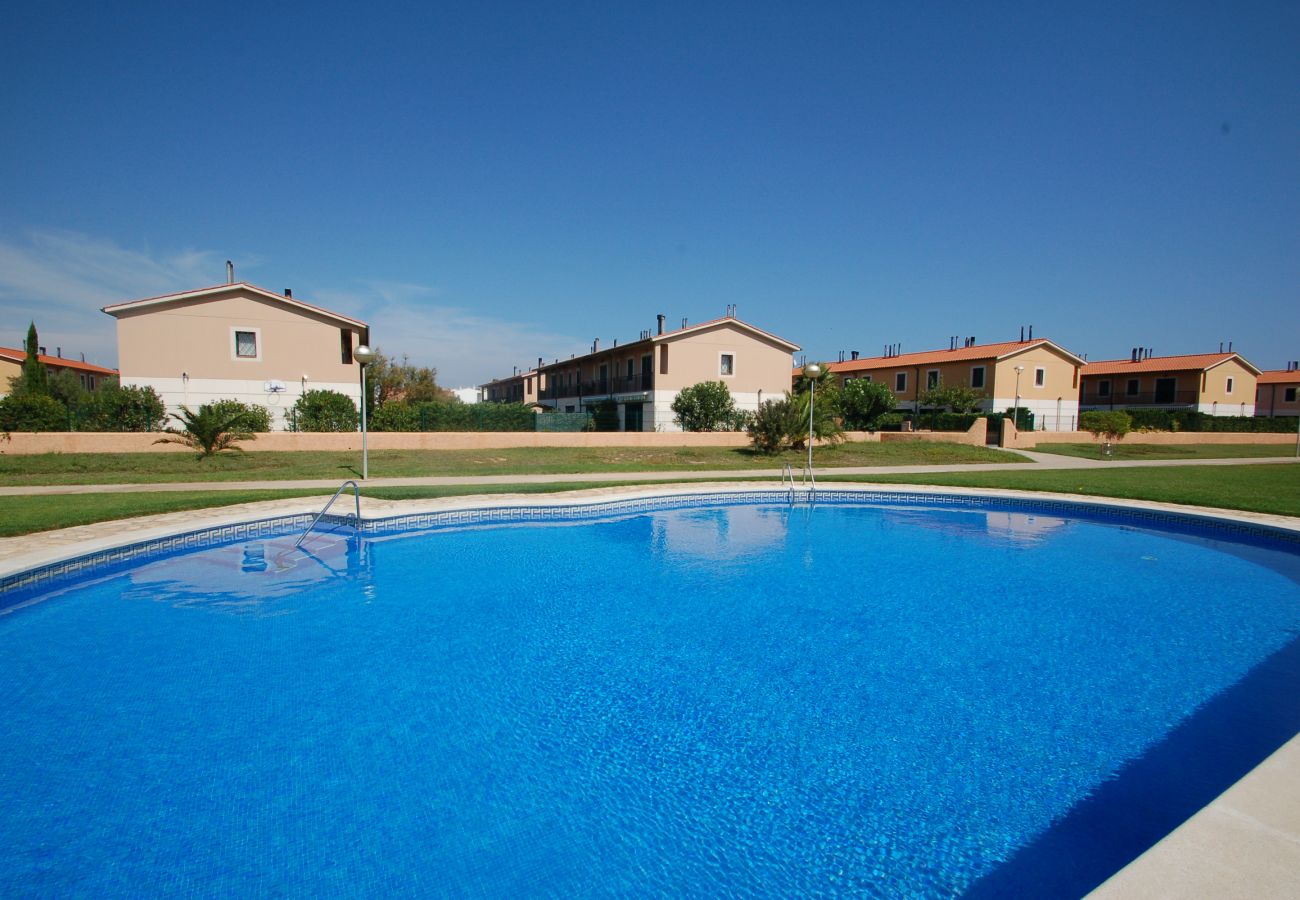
[{"x1": 0, "y1": 449, "x2": 1296, "y2": 496}]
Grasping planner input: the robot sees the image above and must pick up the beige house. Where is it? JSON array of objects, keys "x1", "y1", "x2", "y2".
[
  {"x1": 1256, "y1": 366, "x2": 1300, "y2": 418},
  {"x1": 1080, "y1": 350, "x2": 1260, "y2": 416},
  {"x1": 816, "y1": 337, "x2": 1085, "y2": 431},
  {"x1": 480, "y1": 364, "x2": 542, "y2": 406},
  {"x1": 0, "y1": 346, "x2": 118, "y2": 397},
  {"x1": 103, "y1": 282, "x2": 370, "y2": 430},
  {"x1": 493, "y1": 312, "x2": 799, "y2": 431}
]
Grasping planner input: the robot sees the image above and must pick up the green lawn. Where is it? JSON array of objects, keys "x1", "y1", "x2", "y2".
[
  {"x1": 1030, "y1": 442, "x2": 1298, "y2": 460},
  {"x1": 1, "y1": 463, "x2": 1296, "y2": 537},
  {"x1": 829, "y1": 463, "x2": 1300, "y2": 518},
  {"x1": 0, "y1": 442, "x2": 1020, "y2": 486}
]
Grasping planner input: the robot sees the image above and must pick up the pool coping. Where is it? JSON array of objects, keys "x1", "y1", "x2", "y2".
[{"x1": 1, "y1": 481, "x2": 1298, "y2": 896}]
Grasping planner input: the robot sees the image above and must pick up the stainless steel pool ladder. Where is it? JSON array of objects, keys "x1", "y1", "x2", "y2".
[
  {"x1": 781, "y1": 463, "x2": 816, "y2": 503},
  {"x1": 295, "y1": 480, "x2": 362, "y2": 549}
]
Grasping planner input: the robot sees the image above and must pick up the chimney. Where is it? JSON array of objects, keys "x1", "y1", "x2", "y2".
[
  {"x1": 657, "y1": 314, "x2": 665, "y2": 335},
  {"x1": 851, "y1": 350, "x2": 859, "y2": 361},
  {"x1": 592, "y1": 338, "x2": 600, "y2": 353},
  {"x1": 285, "y1": 288, "x2": 292, "y2": 298},
  {"x1": 1020, "y1": 326, "x2": 1025, "y2": 342},
  {"x1": 226, "y1": 260, "x2": 234, "y2": 283},
  {"x1": 1219, "y1": 341, "x2": 1224, "y2": 353},
  {"x1": 39, "y1": 345, "x2": 46, "y2": 355},
  {"x1": 538, "y1": 357, "x2": 543, "y2": 370},
  {"x1": 1228, "y1": 341, "x2": 1233, "y2": 352},
  {"x1": 681, "y1": 318, "x2": 687, "y2": 328},
  {"x1": 1028, "y1": 325, "x2": 1033, "y2": 340},
  {"x1": 1131, "y1": 348, "x2": 1138, "y2": 362},
  {"x1": 56, "y1": 347, "x2": 61, "y2": 357}
]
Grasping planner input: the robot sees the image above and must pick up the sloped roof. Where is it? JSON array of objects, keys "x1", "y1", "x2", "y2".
[
  {"x1": 101, "y1": 282, "x2": 368, "y2": 329},
  {"x1": 1082, "y1": 352, "x2": 1261, "y2": 377},
  {"x1": 0, "y1": 347, "x2": 117, "y2": 375},
  {"x1": 1257, "y1": 369, "x2": 1300, "y2": 385},
  {"x1": 654, "y1": 316, "x2": 800, "y2": 352},
  {"x1": 808, "y1": 338, "x2": 1083, "y2": 375}
]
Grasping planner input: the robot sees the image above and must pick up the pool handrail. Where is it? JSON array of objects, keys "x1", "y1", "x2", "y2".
[{"x1": 294, "y1": 480, "x2": 362, "y2": 549}]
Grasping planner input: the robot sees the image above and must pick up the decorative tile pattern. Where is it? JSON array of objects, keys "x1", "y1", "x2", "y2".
[{"x1": 3, "y1": 491, "x2": 1297, "y2": 608}]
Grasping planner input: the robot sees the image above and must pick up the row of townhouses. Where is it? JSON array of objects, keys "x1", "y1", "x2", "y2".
[{"x1": 4, "y1": 278, "x2": 1297, "y2": 431}]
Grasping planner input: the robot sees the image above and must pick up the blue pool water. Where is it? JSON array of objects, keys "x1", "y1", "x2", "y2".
[{"x1": 1, "y1": 499, "x2": 1299, "y2": 897}]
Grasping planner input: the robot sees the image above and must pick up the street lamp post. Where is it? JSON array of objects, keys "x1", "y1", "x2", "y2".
[
  {"x1": 805, "y1": 363, "x2": 821, "y2": 474},
  {"x1": 1012, "y1": 365, "x2": 1025, "y2": 438},
  {"x1": 354, "y1": 344, "x2": 376, "y2": 479}
]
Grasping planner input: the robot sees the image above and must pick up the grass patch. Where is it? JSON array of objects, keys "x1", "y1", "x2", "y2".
[
  {"x1": 1030, "y1": 442, "x2": 1297, "y2": 461},
  {"x1": 0, "y1": 442, "x2": 1021, "y2": 486},
  {"x1": 825, "y1": 463, "x2": 1300, "y2": 518}
]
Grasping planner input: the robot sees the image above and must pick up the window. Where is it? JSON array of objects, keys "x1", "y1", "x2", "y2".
[
  {"x1": 340, "y1": 330, "x2": 354, "y2": 364},
  {"x1": 1286, "y1": 387, "x2": 1297, "y2": 402},
  {"x1": 565, "y1": 405, "x2": 575, "y2": 413},
  {"x1": 1034, "y1": 367, "x2": 1045, "y2": 387},
  {"x1": 894, "y1": 372, "x2": 907, "y2": 392},
  {"x1": 660, "y1": 345, "x2": 669, "y2": 375},
  {"x1": 720, "y1": 353, "x2": 735, "y2": 376},
  {"x1": 863, "y1": 374, "x2": 872, "y2": 383},
  {"x1": 1225, "y1": 377, "x2": 1234, "y2": 394},
  {"x1": 926, "y1": 369, "x2": 940, "y2": 389},
  {"x1": 843, "y1": 376, "x2": 855, "y2": 383},
  {"x1": 1098, "y1": 380, "x2": 1111, "y2": 397},
  {"x1": 233, "y1": 329, "x2": 259, "y2": 360},
  {"x1": 626, "y1": 359, "x2": 634, "y2": 379},
  {"x1": 1126, "y1": 379, "x2": 1140, "y2": 396},
  {"x1": 970, "y1": 366, "x2": 985, "y2": 389}
]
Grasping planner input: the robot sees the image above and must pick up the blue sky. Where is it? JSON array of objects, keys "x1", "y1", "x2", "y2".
[{"x1": 1, "y1": 1, "x2": 1296, "y2": 385}]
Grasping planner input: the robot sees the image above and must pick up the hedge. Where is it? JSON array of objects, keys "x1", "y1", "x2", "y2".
[
  {"x1": 1126, "y1": 409, "x2": 1298, "y2": 433},
  {"x1": 369, "y1": 401, "x2": 536, "y2": 432}
]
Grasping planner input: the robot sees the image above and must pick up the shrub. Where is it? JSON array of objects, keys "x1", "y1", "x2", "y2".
[
  {"x1": 290, "y1": 390, "x2": 358, "y2": 432},
  {"x1": 841, "y1": 380, "x2": 897, "y2": 430},
  {"x1": 588, "y1": 400, "x2": 620, "y2": 432},
  {"x1": 875, "y1": 412, "x2": 905, "y2": 431},
  {"x1": 78, "y1": 380, "x2": 168, "y2": 432},
  {"x1": 155, "y1": 405, "x2": 255, "y2": 458},
  {"x1": 922, "y1": 412, "x2": 980, "y2": 432},
  {"x1": 919, "y1": 384, "x2": 986, "y2": 414},
  {"x1": 0, "y1": 393, "x2": 68, "y2": 432},
  {"x1": 369, "y1": 402, "x2": 419, "y2": 432},
  {"x1": 207, "y1": 399, "x2": 272, "y2": 432},
  {"x1": 748, "y1": 396, "x2": 803, "y2": 454},
  {"x1": 672, "y1": 381, "x2": 742, "y2": 431}
]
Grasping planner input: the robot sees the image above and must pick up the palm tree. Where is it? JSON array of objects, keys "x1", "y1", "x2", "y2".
[{"x1": 154, "y1": 405, "x2": 256, "y2": 458}]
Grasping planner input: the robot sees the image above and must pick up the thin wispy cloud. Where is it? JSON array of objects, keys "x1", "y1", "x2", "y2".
[
  {"x1": 314, "y1": 283, "x2": 584, "y2": 387},
  {"x1": 0, "y1": 228, "x2": 582, "y2": 385},
  {"x1": 0, "y1": 229, "x2": 223, "y2": 362}
]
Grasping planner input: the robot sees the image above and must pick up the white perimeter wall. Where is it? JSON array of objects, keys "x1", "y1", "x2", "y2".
[{"x1": 123, "y1": 376, "x2": 362, "y2": 431}]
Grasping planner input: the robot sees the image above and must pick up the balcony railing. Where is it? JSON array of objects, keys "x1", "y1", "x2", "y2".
[
  {"x1": 1081, "y1": 390, "x2": 1198, "y2": 407},
  {"x1": 540, "y1": 373, "x2": 653, "y2": 400}
]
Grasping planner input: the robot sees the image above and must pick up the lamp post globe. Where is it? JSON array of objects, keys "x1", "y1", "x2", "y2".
[{"x1": 354, "y1": 344, "x2": 375, "y2": 479}]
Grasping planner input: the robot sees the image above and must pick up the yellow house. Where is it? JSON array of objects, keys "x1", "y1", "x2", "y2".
[
  {"x1": 817, "y1": 337, "x2": 1086, "y2": 431},
  {"x1": 489, "y1": 312, "x2": 799, "y2": 431},
  {"x1": 1080, "y1": 350, "x2": 1260, "y2": 416},
  {"x1": 0, "y1": 346, "x2": 118, "y2": 397},
  {"x1": 102, "y1": 282, "x2": 370, "y2": 430},
  {"x1": 1255, "y1": 366, "x2": 1300, "y2": 418}
]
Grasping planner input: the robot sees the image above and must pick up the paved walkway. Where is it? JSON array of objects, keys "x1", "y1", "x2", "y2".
[{"x1": 0, "y1": 450, "x2": 1296, "y2": 496}]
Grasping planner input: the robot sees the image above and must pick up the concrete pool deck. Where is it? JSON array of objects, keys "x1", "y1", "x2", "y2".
[{"x1": 1, "y1": 480, "x2": 1297, "y2": 897}]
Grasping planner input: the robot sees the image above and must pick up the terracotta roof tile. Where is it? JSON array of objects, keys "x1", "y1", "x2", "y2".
[
  {"x1": 809, "y1": 338, "x2": 1079, "y2": 374},
  {"x1": 0, "y1": 347, "x2": 117, "y2": 375},
  {"x1": 1257, "y1": 369, "x2": 1300, "y2": 385},
  {"x1": 1081, "y1": 353, "x2": 1247, "y2": 376}
]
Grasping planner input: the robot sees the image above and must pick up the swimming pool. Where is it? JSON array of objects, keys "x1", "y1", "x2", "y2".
[{"x1": 2, "y1": 491, "x2": 1298, "y2": 897}]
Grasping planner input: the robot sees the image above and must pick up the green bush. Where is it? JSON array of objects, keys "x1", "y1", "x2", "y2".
[
  {"x1": 290, "y1": 390, "x2": 358, "y2": 432},
  {"x1": 875, "y1": 412, "x2": 905, "y2": 431},
  {"x1": 207, "y1": 399, "x2": 272, "y2": 432},
  {"x1": 919, "y1": 412, "x2": 979, "y2": 432},
  {"x1": 1081, "y1": 410, "x2": 1132, "y2": 441},
  {"x1": 748, "y1": 396, "x2": 803, "y2": 454},
  {"x1": 588, "y1": 400, "x2": 620, "y2": 432},
  {"x1": 1117, "y1": 409, "x2": 1296, "y2": 434},
  {"x1": 0, "y1": 393, "x2": 68, "y2": 432},
  {"x1": 76, "y1": 381, "x2": 167, "y2": 432},
  {"x1": 370, "y1": 400, "x2": 535, "y2": 432},
  {"x1": 841, "y1": 380, "x2": 897, "y2": 430},
  {"x1": 369, "y1": 402, "x2": 420, "y2": 432},
  {"x1": 672, "y1": 381, "x2": 742, "y2": 431}
]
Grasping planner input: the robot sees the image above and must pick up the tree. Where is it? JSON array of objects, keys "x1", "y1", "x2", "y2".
[
  {"x1": 0, "y1": 393, "x2": 67, "y2": 432},
  {"x1": 672, "y1": 381, "x2": 742, "y2": 431},
  {"x1": 9, "y1": 323, "x2": 49, "y2": 396},
  {"x1": 78, "y1": 379, "x2": 168, "y2": 432},
  {"x1": 154, "y1": 405, "x2": 256, "y2": 458},
  {"x1": 790, "y1": 389, "x2": 843, "y2": 449},
  {"x1": 366, "y1": 349, "x2": 451, "y2": 408},
  {"x1": 919, "y1": 383, "x2": 986, "y2": 414},
  {"x1": 840, "y1": 380, "x2": 897, "y2": 430},
  {"x1": 792, "y1": 362, "x2": 842, "y2": 420},
  {"x1": 1080, "y1": 410, "x2": 1131, "y2": 458}
]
